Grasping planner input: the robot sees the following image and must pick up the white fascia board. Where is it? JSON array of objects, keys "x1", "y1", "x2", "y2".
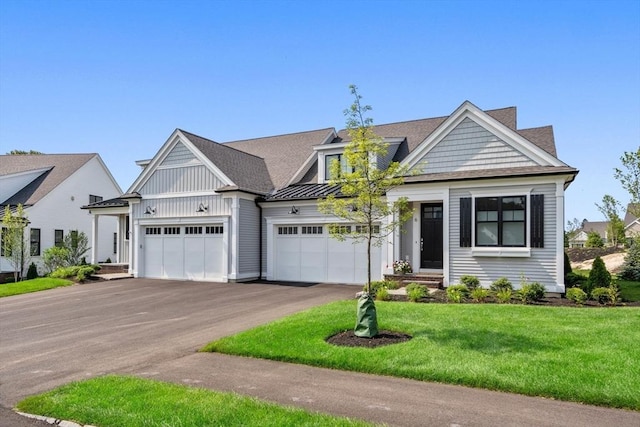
[
  {"x1": 127, "y1": 129, "x2": 235, "y2": 194},
  {"x1": 402, "y1": 101, "x2": 565, "y2": 170},
  {"x1": 86, "y1": 206, "x2": 129, "y2": 216},
  {"x1": 93, "y1": 154, "x2": 123, "y2": 194}
]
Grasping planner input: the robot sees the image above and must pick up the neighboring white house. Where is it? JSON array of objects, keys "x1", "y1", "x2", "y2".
[
  {"x1": 85, "y1": 101, "x2": 578, "y2": 293},
  {"x1": 0, "y1": 154, "x2": 122, "y2": 276}
]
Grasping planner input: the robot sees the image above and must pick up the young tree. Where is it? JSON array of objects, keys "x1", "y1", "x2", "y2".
[
  {"x1": 614, "y1": 148, "x2": 640, "y2": 217},
  {"x1": 596, "y1": 194, "x2": 625, "y2": 247},
  {"x1": 319, "y1": 85, "x2": 413, "y2": 337},
  {"x1": 64, "y1": 230, "x2": 90, "y2": 266},
  {"x1": 585, "y1": 231, "x2": 604, "y2": 248},
  {"x1": 565, "y1": 217, "x2": 583, "y2": 247},
  {"x1": 1, "y1": 205, "x2": 30, "y2": 282}
]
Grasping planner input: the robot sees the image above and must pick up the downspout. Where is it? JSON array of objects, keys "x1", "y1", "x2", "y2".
[{"x1": 255, "y1": 197, "x2": 263, "y2": 279}]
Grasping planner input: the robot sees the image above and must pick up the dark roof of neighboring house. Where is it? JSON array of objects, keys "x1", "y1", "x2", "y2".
[
  {"x1": 180, "y1": 130, "x2": 274, "y2": 194},
  {"x1": 81, "y1": 197, "x2": 130, "y2": 209},
  {"x1": 581, "y1": 221, "x2": 608, "y2": 237},
  {"x1": 223, "y1": 128, "x2": 335, "y2": 190},
  {"x1": 624, "y1": 203, "x2": 639, "y2": 226},
  {"x1": 0, "y1": 154, "x2": 95, "y2": 206}
]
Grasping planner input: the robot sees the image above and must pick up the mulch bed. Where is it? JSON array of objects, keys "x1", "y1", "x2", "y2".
[{"x1": 326, "y1": 330, "x2": 412, "y2": 348}]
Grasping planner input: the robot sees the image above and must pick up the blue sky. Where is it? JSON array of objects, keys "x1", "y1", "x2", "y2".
[{"x1": 1, "y1": 0, "x2": 638, "y2": 223}]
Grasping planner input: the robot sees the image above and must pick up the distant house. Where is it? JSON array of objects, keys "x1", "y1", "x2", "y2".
[
  {"x1": 85, "y1": 101, "x2": 578, "y2": 293},
  {"x1": 624, "y1": 204, "x2": 640, "y2": 238},
  {"x1": 569, "y1": 221, "x2": 609, "y2": 248},
  {"x1": 0, "y1": 154, "x2": 122, "y2": 276}
]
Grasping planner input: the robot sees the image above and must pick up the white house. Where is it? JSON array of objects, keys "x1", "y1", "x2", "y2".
[
  {"x1": 85, "y1": 101, "x2": 578, "y2": 293},
  {"x1": 0, "y1": 154, "x2": 122, "y2": 276}
]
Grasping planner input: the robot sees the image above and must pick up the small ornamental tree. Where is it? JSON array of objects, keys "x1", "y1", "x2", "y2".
[
  {"x1": 1, "y1": 204, "x2": 30, "y2": 282},
  {"x1": 585, "y1": 256, "x2": 611, "y2": 296},
  {"x1": 614, "y1": 148, "x2": 640, "y2": 218},
  {"x1": 319, "y1": 85, "x2": 413, "y2": 338},
  {"x1": 585, "y1": 231, "x2": 604, "y2": 248},
  {"x1": 618, "y1": 237, "x2": 640, "y2": 281}
]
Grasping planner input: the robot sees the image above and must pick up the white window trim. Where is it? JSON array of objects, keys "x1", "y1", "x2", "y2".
[{"x1": 469, "y1": 187, "x2": 532, "y2": 257}]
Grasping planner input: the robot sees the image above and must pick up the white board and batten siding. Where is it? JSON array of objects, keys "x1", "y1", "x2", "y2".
[
  {"x1": 134, "y1": 141, "x2": 231, "y2": 282},
  {"x1": 448, "y1": 183, "x2": 559, "y2": 290},
  {"x1": 264, "y1": 203, "x2": 382, "y2": 285}
]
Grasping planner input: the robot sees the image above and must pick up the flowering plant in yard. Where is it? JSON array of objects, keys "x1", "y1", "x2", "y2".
[{"x1": 393, "y1": 260, "x2": 412, "y2": 274}]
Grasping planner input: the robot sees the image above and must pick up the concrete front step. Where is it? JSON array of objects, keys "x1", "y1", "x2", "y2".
[{"x1": 98, "y1": 263, "x2": 129, "y2": 274}]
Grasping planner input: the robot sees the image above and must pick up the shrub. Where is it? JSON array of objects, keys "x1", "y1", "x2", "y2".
[
  {"x1": 26, "y1": 262, "x2": 39, "y2": 280},
  {"x1": 591, "y1": 287, "x2": 611, "y2": 305},
  {"x1": 50, "y1": 265, "x2": 100, "y2": 282},
  {"x1": 517, "y1": 282, "x2": 546, "y2": 304},
  {"x1": 585, "y1": 231, "x2": 604, "y2": 248},
  {"x1": 618, "y1": 238, "x2": 640, "y2": 281},
  {"x1": 459, "y1": 275, "x2": 480, "y2": 290},
  {"x1": 585, "y1": 256, "x2": 611, "y2": 295},
  {"x1": 367, "y1": 280, "x2": 398, "y2": 297},
  {"x1": 446, "y1": 284, "x2": 468, "y2": 303},
  {"x1": 566, "y1": 287, "x2": 587, "y2": 305},
  {"x1": 490, "y1": 277, "x2": 513, "y2": 293},
  {"x1": 565, "y1": 272, "x2": 586, "y2": 288},
  {"x1": 496, "y1": 289, "x2": 512, "y2": 304},
  {"x1": 375, "y1": 287, "x2": 390, "y2": 301},
  {"x1": 608, "y1": 282, "x2": 621, "y2": 306},
  {"x1": 564, "y1": 252, "x2": 572, "y2": 276},
  {"x1": 406, "y1": 283, "x2": 427, "y2": 302},
  {"x1": 105, "y1": 257, "x2": 112, "y2": 263},
  {"x1": 470, "y1": 287, "x2": 490, "y2": 303},
  {"x1": 42, "y1": 246, "x2": 70, "y2": 274}
]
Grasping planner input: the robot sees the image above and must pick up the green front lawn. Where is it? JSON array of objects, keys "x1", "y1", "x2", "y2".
[
  {"x1": 17, "y1": 375, "x2": 376, "y2": 427},
  {"x1": 618, "y1": 280, "x2": 640, "y2": 301},
  {"x1": 203, "y1": 301, "x2": 640, "y2": 410},
  {"x1": 0, "y1": 278, "x2": 72, "y2": 298}
]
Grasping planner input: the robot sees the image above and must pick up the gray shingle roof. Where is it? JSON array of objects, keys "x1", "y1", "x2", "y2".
[
  {"x1": 223, "y1": 128, "x2": 335, "y2": 190},
  {"x1": 0, "y1": 154, "x2": 95, "y2": 206},
  {"x1": 179, "y1": 130, "x2": 274, "y2": 194}
]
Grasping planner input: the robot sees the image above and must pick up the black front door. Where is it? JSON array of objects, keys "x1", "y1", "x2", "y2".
[{"x1": 421, "y1": 203, "x2": 443, "y2": 269}]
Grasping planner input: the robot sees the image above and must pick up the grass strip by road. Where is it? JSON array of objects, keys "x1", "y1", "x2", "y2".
[
  {"x1": 17, "y1": 375, "x2": 376, "y2": 427},
  {"x1": 203, "y1": 301, "x2": 640, "y2": 410},
  {"x1": 0, "y1": 278, "x2": 72, "y2": 298}
]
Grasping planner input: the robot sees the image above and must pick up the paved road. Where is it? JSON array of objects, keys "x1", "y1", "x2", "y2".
[{"x1": 1, "y1": 278, "x2": 639, "y2": 427}]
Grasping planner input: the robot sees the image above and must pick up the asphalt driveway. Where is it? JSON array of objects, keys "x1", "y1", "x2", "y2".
[
  {"x1": 0, "y1": 278, "x2": 355, "y2": 410},
  {"x1": 2, "y1": 278, "x2": 639, "y2": 427}
]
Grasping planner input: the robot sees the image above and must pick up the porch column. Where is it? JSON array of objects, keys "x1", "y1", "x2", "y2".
[
  {"x1": 91, "y1": 214, "x2": 99, "y2": 264},
  {"x1": 555, "y1": 181, "x2": 566, "y2": 292}
]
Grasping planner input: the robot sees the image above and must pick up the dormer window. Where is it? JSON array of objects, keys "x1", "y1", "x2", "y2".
[{"x1": 325, "y1": 153, "x2": 353, "y2": 180}]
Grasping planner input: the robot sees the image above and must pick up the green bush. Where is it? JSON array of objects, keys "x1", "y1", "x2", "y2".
[
  {"x1": 26, "y1": 262, "x2": 39, "y2": 280},
  {"x1": 517, "y1": 282, "x2": 546, "y2": 304},
  {"x1": 446, "y1": 284, "x2": 468, "y2": 303},
  {"x1": 585, "y1": 231, "x2": 604, "y2": 248},
  {"x1": 608, "y1": 282, "x2": 621, "y2": 306},
  {"x1": 42, "y1": 246, "x2": 70, "y2": 274},
  {"x1": 490, "y1": 277, "x2": 513, "y2": 293},
  {"x1": 367, "y1": 280, "x2": 399, "y2": 297},
  {"x1": 585, "y1": 256, "x2": 611, "y2": 295},
  {"x1": 591, "y1": 287, "x2": 611, "y2": 305},
  {"x1": 619, "y1": 238, "x2": 640, "y2": 281},
  {"x1": 470, "y1": 287, "x2": 490, "y2": 303},
  {"x1": 566, "y1": 287, "x2": 587, "y2": 305},
  {"x1": 459, "y1": 275, "x2": 480, "y2": 290},
  {"x1": 50, "y1": 265, "x2": 100, "y2": 282},
  {"x1": 406, "y1": 283, "x2": 427, "y2": 302},
  {"x1": 496, "y1": 289, "x2": 512, "y2": 304},
  {"x1": 375, "y1": 287, "x2": 390, "y2": 301},
  {"x1": 565, "y1": 272, "x2": 586, "y2": 288}
]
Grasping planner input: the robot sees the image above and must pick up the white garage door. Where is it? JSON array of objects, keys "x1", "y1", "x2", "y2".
[
  {"x1": 274, "y1": 225, "x2": 381, "y2": 284},
  {"x1": 144, "y1": 225, "x2": 224, "y2": 281}
]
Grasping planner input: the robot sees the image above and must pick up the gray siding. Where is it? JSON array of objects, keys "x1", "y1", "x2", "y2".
[
  {"x1": 449, "y1": 184, "x2": 558, "y2": 288},
  {"x1": 414, "y1": 118, "x2": 537, "y2": 174},
  {"x1": 140, "y1": 165, "x2": 225, "y2": 195},
  {"x1": 238, "y1": 198, "x2": 260, "y2": 275},
  {"x1": 133, "y1": 195, "x2": 231, "y2": 219},
  {"x1": 400, "y1": 202, "x2": 414, "y2": 260},
  {"x1": 161, "y1": 142, "x2": 197, "y2": 166}
]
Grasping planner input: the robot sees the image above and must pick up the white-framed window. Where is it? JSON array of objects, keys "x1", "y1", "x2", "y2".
[
  {"x1": 475, "y1": 196, "x2": 526, "y2": 247},
  {"x1": 164, "y1": 227, "x2": 181, "y2": 235},
  {"x1": 30, "y1": 228, "x2": 41, "y2": 256},
  {"x1": 278, "y1": 226, "x2": 298, "y2": 235},
  {"x1": 355, "y1": 225, "x2": 380, "y2": 234},
  {"x1": 145, "y1": 227, "x2": 161, "y2": 235},
  {"x1": 301, "y1": 226, "x2": 323, "y2": 235},
  {"x1": 185, "y1": 226, "x2": 203, "y2": 235},
  {"x1": 54, "y1": 229, "x2": 64, "y2": 247},
  {"x1": 206, "y1": 226, "x2": 223, "y2": 234}
]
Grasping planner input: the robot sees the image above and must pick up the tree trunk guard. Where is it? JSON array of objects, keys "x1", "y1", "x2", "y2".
[{"x1": 354, "y1": 293, "x2": 378, "y2": 338}]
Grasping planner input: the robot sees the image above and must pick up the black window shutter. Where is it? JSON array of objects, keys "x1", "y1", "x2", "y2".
[
  {"x1": 531, "y1": 194, "x2": 544, "y2": 248},
  {"x1": 460, "y1": 197, "x2": 472, "y2": 247}
]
